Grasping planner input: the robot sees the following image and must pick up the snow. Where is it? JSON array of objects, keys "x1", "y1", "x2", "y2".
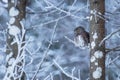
[
  {"x1": 9, "y1": 7, "x2": 19, "y2": 17},
  {"x1": 93, "y1": 67, "x2": 102, "y2": 79},
  {"x1": 94, "y1": 51, "x2": 103, "y2": 58},
  {"x1": 95, "y1": 62, "x2": 98, "y2": 66},
  {"x1": 8, "y1": 25, "x2": 20, "y2": 36},
  {"x1": 9, "y1": 17, "x2": 15, "y2": 24},
  {"x1": 8, "y1": 58, "x2": 15, "y2": 65},
  {"x1": 93, "y1": 33, "x2": 98, "y2": 40},
  {"x1": 91, "y1": 41, "x2": 95, "y2": 49},
  {"x1": 90, "y1": 56, "x2": 96, "y2": 62}
]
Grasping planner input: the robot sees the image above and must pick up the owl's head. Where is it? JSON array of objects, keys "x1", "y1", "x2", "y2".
[{"x1": 74, "y1": 26, "x2": 85, "y2": 36}]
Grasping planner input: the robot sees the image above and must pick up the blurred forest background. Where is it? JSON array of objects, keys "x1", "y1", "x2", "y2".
[{"x1": 0, "y1": 0, "x2": 120, "y2": 80}]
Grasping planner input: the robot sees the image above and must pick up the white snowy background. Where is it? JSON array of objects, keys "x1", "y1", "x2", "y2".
[{"x1": 0, "y1": 0, "x2": 120, "y2": 80}]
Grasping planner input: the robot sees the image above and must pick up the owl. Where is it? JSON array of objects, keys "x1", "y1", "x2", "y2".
[{"x1": 74, "y1": 26, "x2": 90, "y2": 48}]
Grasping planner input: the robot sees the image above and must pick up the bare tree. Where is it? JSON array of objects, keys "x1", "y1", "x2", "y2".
[
  {"x1": 4, "y1": 0, "x2": 27, "y2": 80},
  {"x1": 89, "y1": 0, "x2": 105, "y2": 80}
]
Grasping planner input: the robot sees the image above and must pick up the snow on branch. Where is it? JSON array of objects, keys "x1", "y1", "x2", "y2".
[
  {"x1": 99, "y1": 28, "x2": 120, "y2": 46},
  {"x1": 4, "y1": 22, "x2": 26, "y2": 80},
  {"x1": 53, "y1": 60, "x2": 79, "y2": 80}
]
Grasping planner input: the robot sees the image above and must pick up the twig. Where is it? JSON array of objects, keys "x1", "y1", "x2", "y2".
[
  {"x1": 64, "y1": 36, "x2": 76, "y2": 45},
  {"x1": 99, "y1": 28, "x2": 120, "y2": 46},
  {"x1": 44, "y1": 74, "x2": 51, "y2": 80},
  {"x1": 53, "y1": 60, "x2": 79, "y2": 80},
  {"x1": 106, "y1": 46, "x2": 120, "y2": 53},
  {"x1": 78, "y1": 69, "x2": 81, "y2": 80},
  {"x1": 72, "y1": 67, "x2": 76, "y2": 80},
  {"x1": 44, "y1": 0, "x2": 86, "y2": 20},
  {"x1": 26, "y1": 2, "x2": 87, "y2": 31},
  {"x1": 31, "y1": 21, "x2": 58, "y2": 80},
  {"x1": 27, "y1": 0, "x2": 64, "y2": 14},
  {"x1": 50, "y1": 73, "x2": 53, "y2": 80},
  {"x1": 107, "y1": 56, "x2": 120, "y2": 66}
]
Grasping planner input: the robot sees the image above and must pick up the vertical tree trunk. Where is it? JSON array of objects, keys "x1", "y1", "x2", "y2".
[
  {"x1": 89, "y1": 0, "x2": 105, "y2": 80},
  {"x1": 4, "y1": 0, "x2": 26, "y2": 80}
]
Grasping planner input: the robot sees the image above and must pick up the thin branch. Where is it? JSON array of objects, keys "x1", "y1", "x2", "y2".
[
  {"x1": 26, "y1": 0, "x2": 64, "y2": 14},
  {"x1": 78, "y1": 69, "x2": 81, "y2": 80},
  {"x1": 26, "y1": 3, "x2": 87, "y2": 31},
  {"x1": 31, "y1": 21, "x2": 58, "y2": 80},
  {"x1": 44, "y1": 74, "x2": 51, "y2": 80},
  {"x1": 69, "y1": 0, "x2": 77, "y2": 12},
  {"x1": 44, "y1": 0, "x2": 86, "y2": 20},
  {"x1": 64, "y1": 36, "x2": 76, "y2": 45},
  {"x1": 99, "y1": 28, "x2": 120, "y2": 46},
  {"x1": 107, "y1": 56, "x2": 120, "y2": 66},
  {"x1": 106, "y1": 45, "x2": 120, "y2": 53},
  {"x1": 53, "y1": 60, "x2": 79, "y2": 80},
  {"x1": 72, "y1": 67, "x2": 76, "y2": 80}
]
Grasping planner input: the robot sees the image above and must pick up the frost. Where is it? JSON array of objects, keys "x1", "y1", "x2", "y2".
[
  {"x1": 9, "y1": 7, "x2": 19, "y2": 17},
  {"x1": 93, "y1": 33, "x2": 98, "y2": 40},
  {"x1": 9, "y1": 17, "x2": 15, "y2": 24},
  {"x1": 2, "y1": 0, "x2": 8, "y2": 3},
  {"x1": 8, "y1": 58, "x2": 15, "y2": 65},
  {"x1": 95, "y1": 62, "x2": 98, "y2": 66},
  {"x1": 8, "y1": 25, "x2": 20, "y2": 36},
  {"x1": 93, "y1": 67, "x2": 102, "y2": 79},
  {"x1": 94, "y1": 51, "x2": 103, "y2": 58},
  {"x1": 90, "y1": 56, "x2": 96, "y2": 62},
  {"x1": 91, "y1": 41, "x2": 95, "y2": 49}
]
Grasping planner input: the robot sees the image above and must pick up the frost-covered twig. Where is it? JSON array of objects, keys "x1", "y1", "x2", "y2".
[
  {"x1": 78, "y1": 69, "x2": 81, "y2": 80},
  {"x1": 44, "y1": 0, "x2": 85, "y2": 20},
  {"x1": 99, "y1": 28, "x2": 120, "y2": 46},
  {"x1": 64, "y1": 36, "x2": 76, "y2": 45},
  {"x1": 53, "y1": 60, "x2": 79, "y2": 80},
  {"x1": 27, "y1": 2, "x2": 87, "y2": 31},
  {"x1": 50, "y1": 73, "x2": 53, "y2": 80},
  {"x1": 44, "y1": 74, "x2": 51, "y2": 80},
  {"x1": 106, "y1": 56, "x2": 120, "y2": 66},
  {"x1": 69, "y1": 0, "x2": 77, "y2": 12},
  {"x1": 27, "y1": 0, "x2": 64, "y2": 14},
  {"x1": 27, "y1": 14, "x2": 67, "y2": 31},
  {"x1": 72, "y1": 67, "x2": 76, "y2": 80},
  {"x1": 31, "y1": 21, "x2": 58, "y2": 80},
  {"x1": 106, "y1": 45, "x2": 120, "y2": 53}
]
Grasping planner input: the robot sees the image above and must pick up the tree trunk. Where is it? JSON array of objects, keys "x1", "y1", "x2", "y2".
[
  {"x1": 89, "y1": 0, "x2": 105, "y2": 80},
  {"x1": 4, "y1": 0, "x2": 26, "y2": 80}
]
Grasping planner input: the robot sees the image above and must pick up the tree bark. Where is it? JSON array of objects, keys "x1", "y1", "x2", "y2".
[
  {"x1": 4, "y1": 0, "x2": 26, "y2": 80},
  {"x1": 89, "y1": 0, "x2": 105, "y2": 80}
]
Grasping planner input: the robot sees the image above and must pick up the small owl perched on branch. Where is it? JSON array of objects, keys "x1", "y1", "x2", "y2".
[{"x1": 74, "y1": 26, "x2": 90, "y2": 48}]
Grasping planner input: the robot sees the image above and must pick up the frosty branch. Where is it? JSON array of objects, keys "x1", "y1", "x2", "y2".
[
  {"x1": 53, "y1": 60, "x2": 79, "y2": 80},
  {"x1": 99, "y1": 28, "x2": 120, "y2": 47},
  {"x1": 31, "y1": 20, "x2": 58, "y2": 80}
]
